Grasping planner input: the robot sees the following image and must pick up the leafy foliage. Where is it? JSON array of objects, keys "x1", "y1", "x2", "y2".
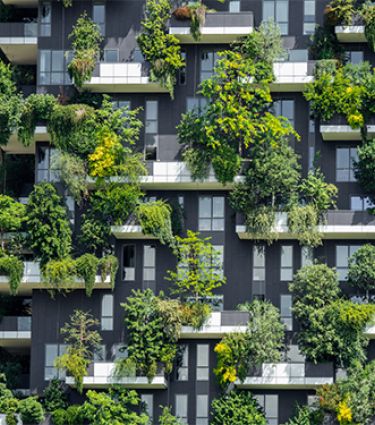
[
  {"x1": 136, "y1": 200, "x2": 174, "y2": 245},
  {"x1": 214, "y1": 300, "x2": 285, "y2": 387},
  {"x1": 309, "y1": 25, "x2": 345, "y2": 61},
  {"x1": 354, "y1": 137, "x2": 375, "y2": 203},
  {"x1": 211, "y1": 391, "x2": 266, "y2": 425},
  {"x1": 68, "y1": 12, "x2": 103, "y2": 88},
  {"x1": 137, "y1": 0, "x2": 184, "y2": 97},
  {"x1": 42, "y1": 257, "x2": 76, "y2": 292},
  {"x1": 284, "y1": 405, "x2": 324, "y2": 425},
  {"x1": 0, "y1": 255, "x2": 24, "y2": 295},
  {"x1": 348, "y1": 244, "x2": 375, "y2": 294},
  {"x1": 26, "y1": 183, "x2": 72, "y2": 268},
  {"x1": 99, "y1": 254, "x2": 118, "y2": 289},
  {"x1": 75, "y1": 254, "x2": 99, "y2": 297},
  {"x1": 159, "y1": 406, "x2": 184, "y2": 425},
  {"x1": 18, "y1": 397, "x2": 45, "y2": 424},
  {"x1": 325, "y1": 0, "x2": 355, "y2": 25},
  {"x1": 0, "y1": 194, "x2": 26, "y2": 249},
  {"x1": 287, "y1": 204, "x2": 322, "y2": 247},
  {"x1": 42, "y1": 379, "x2": 68, "y2": 413},
  {"x1": 362, "y1": 2, "x2": 375, "y2": 52}
]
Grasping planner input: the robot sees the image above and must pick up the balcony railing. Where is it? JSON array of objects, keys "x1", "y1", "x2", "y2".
[
  {"x1": 236, "y1": 211, "x2": 375, "y2": 240},
  {"x1": 180, "y1": 311, "x2": 248, "y2": 338},
  {"x1": 82, "y1": 62, "x2": 168, "y2": 93},
  {"x1": 236, "y1": 362, "x2": 334, "y2": 389},
  {"x1": 320, "y1": 116, "x2": 375, "y2": 141},
  {"x1": 0, "y1": 316, "x2": 32, "y2": 345},
  {"x1": 0, "y1": 22, "x2": 37, "y2": 64},
  {"x1": 271, "y1": 61, "x2": 315, "y2": 92},
  {"x1": 335, "y1": 16, "x2": 366, "y2": 43},
  {"x1": 169, "y1": 11, "x2": 254, "y2": 43},
  {"x1": 65, "y1": 362, "x2": 167, "y2": 389}
]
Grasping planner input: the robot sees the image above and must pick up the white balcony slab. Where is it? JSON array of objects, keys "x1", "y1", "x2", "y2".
[
  {"x1": 364, "y1": 324, "x2": 375, "y2": 339},
  {"x1": 271, "y1": 62, "x2": 314, "y2": 92},
  {"x1": 65, "y1": 362, "x2": 167, "y2": 389},
  {"x1": 111, "y1": 225, "x2": 157, "y2": 240},
  {"x1": 236, "y1": 363, "x2": 334, "y2": 389},
  {"x1": 170, "y1": 25, "x2": 253, "y2": 43},
  {"x1": 335, "y1": 26, "x2": 366, "y2": 42},
  {"x1": 320, "y1": 125, "x2": 375, "y2": 141},
  {"x1": 0, "y1": 37, "x2": 37, "y2": 64},
  {"x1": 83, "y1": 63, "x2": 168, "y2": 93}
]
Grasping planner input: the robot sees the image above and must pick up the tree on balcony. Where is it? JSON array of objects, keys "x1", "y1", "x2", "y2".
[{"x1": 348, "y1": 244, "x2": 375, "y2": 298}]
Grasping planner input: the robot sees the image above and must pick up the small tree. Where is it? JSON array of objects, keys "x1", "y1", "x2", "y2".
[
  {"x1": 26, "y1": 183, "x2": 72, "y2": 267},
  {"x1": 211, "y1": 391, "x2": 266, "y2": 425},
  {"x1": 0, "y1": 195, "x2": 26, "y2": 250},
  {"x1": 167, "y1": 230, "x2": 226, "y2": 302},
  {"x1": 348, "y1": 244, "x2": 375, "y2": 297},
  {"x1": 158, "y1": 406, "x2": 183, "y2": 425},
  {"x1": 82, "y1": 388, "x2": 149, "y2": 425}
]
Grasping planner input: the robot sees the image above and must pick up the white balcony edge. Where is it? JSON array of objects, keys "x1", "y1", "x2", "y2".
[
  {"x1": 235, "y1": 376, "x2": 334, "y2": 389},
  {"x1": 335, "y1": 25, "x2": 366, "y2": 42},
  {"x1": 111, "y1": 225, "x2": 157, "y2": 239}
]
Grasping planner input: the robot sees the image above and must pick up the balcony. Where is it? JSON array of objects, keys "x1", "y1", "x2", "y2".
[
  {"x1": 2, "y1": 0, "x2": 38, "y2": 5},
  {"x1": 271, "y1": 61, "x2": 315, "y2": 92},
  {"x1": 0, "y1": 261, "x2": 111, "y2": 295},
  {"x1": 65, "y1": 362, "x2": 167, "y2": 389},
  {"x1": 365, "y1": 323, "x2": 375, "y2": 338},
  {"x1": 180, "y1": 311, "x2": 248, "y2": 339},
  {"x1": 3, "y1": 126, "x2": 49, "y2": 154},
  {"x1": 0, "y1": 316, "x2": 31, "y2": 347},
  {"x1": 82, "y1": 63, "x2": 169, "y2": 93},
  {"x1": 236, "y1": 362, "x2": 334, "y2": 389},
  {"x1": 335, "y1": 25, "x2": 366, "y2": 42},
  {"x1": 320, "y1": 115, "x2": 375, "y2": 141},
  {"x1": 169, "y1": 12, "x2": 253, "y2": 43},
  {"x1": 111, "y1": 213, "x2": 157, "y2": 240},
  {"x1": 236, "y1": 211, "x2": 375, "y2": 240},
  {"x1": 0, "y1": 22, "x2": 37, "y2": 64}
]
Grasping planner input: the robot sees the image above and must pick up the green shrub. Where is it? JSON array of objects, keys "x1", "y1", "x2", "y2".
[
  {"x1": 288, "y1": 204, "x2": 322, "y2": 247},
  {"x1": 99, "y1": 255, "x2": 118, "y2": 290},
  {"x1": 18, "y1": 397, "x2": 45, "y2": 424},
  {"x1": 75, "y1": 253, "x2": 99, "y2": 297},
  {"x1": 42, "y1": 378, "x2": 68, "y2": 413},
  {"x1": 0, "y1": 255, "x2": 24, "y2": 295},
  {"x1": 51, "y1": 408, "x2": 67, "y2": 425},
  {"x1": 42, "y1": 257, "x2": 76, "y2": 291}
]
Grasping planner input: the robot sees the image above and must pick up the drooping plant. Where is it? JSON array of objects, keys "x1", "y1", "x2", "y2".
[
  {"x1": 75, "y1": 254, "x2": 100, "y2": 297},
  {"x1": 137, "y1": 0, "x2": 185, "y2": 97},
  {"x1": 68, "y1": 12, "x2": 103, "y2": 88},
  {"x1": 41, "y1": 257, "x2": 76, "y2": 292},
  {"x1": 0, "y1": 194, "x2": 26, "y2": 250},
  {"x1": 0, "y1": 255, "x2": 24, "y2": 295},
  {"x1": 99, "y1": 254, "x2": 118, "y2": 289},
  {"x1": 361, "y1": 2, "x2": 375, "y2": 52}
]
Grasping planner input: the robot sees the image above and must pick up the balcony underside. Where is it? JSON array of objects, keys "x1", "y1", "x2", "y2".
[
  {"x1": 0, "y1": 332, "x2": 31, "y2": 347},
  {"x1": 82, "y1": 79, "x2": 168, "y2": 93},
  {"x1": 66, "y1": 375, "x2": 167, "y2": 389},
  {"x1": 335, "y1": 26, "x2": 366, "y2": 42},
  {"x1": 111, "y1": 225, "x2": 157, "y2": 240},
  {"x1": 235, "y1": 377, "x2": 334, "y2": 390},
  {"x1": 320, "y1": 125, "x2": 375, "y2": 141},
  {"x1": 3, "y1": 126, "x2": 49, "y2": 154},
  {"x1": 365, "y1": 325, "x2": 375, "y2": 339},
  {"x1": 0, "y1": 39, "x2": 37, "y2": 64},
  {"x1": 270, "y1": 77, "x2": 314, "y2": 92},
  {"x1": 180, "y1": 325, "x2": 247, "y2": 339},
  {"x1": 169, "y1": 27, "x2": 253, "y2": 43},
  {"x1": 2, "y1": 0, "x2": 37, "y2": 5}
]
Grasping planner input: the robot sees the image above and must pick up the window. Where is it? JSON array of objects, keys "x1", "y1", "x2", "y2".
[
  {"x1": 179, "y1": 50, "x2": 187, "y2": 85},
  {"x1": 141, "y1": 394, "x2": 153, "y2": 422},
  {"x1": 112, "y1": 344, "x2": 127, "y2": 360},
  {"x1": 93, "y1": 3, "x2": 105, "y2": 35},
  {"x1": 101, "y1": 294, "x2": 113, "y2": 330},
  {"x1": 196, "y1": 395, "x2": 209, "y2": 425},
  {"x1": 177, "y1": 345, "x2": 189, "y2": 381},
  {"x1": 229, "y1": 0, "x2": 240, "y2": 12},
  {"x1": 145, "y1": 100, "x2": 158, "y2": 160},
  {"x1": 281, "y1": 294, "x2": 293, "y2": 330},
  {"x1": 36, "y1": 146, "x2": 60, "y2": 183},
  {"x1": 39, "y1": 50, "x2": 72, "y2": 85},
  {"x1": 212, "y1": 245, "x2": 224, "y2": 279},
  {"x1": 254, "y1": 394, "x2": 279, "y2": 425},
  {"x1": 112, "y1": 100, "x2": 131, "y2": 110},
  {"x1": 253, "y1": 245, "x2": 266, "y2": 299},
  {"x1": 263, "y1": 0, "x2": 289, "y2": 35},
  {"x1": 94, "y1": 345, "x2": 106, "y2": 361},
  {"x1": 123, "y1": 245, "x2": 135, "y2": 280},
  {"x1": 102, "y1": 49, "x2": 119, "y2": 62},
  {"x1": 196, "y1": 344, "x2": 209, "y2": 381},
  {"x1": 336, "y1": 245, "x2": 361, "y2": 281},
  {"x1": 45, "y1": 344, "x2": 66, "y2": 380},
  {"x1": 40, "y1": 2, "x2": 51, "y2": 37},
  {"x1": 336, "y1": 147, "x2": 358, "y2": 182},
  {"x1": 175, "y1": 394, "x2": 188, "y2": 424},
  {"x1": 143, "y1": 245, "x2": 156, "y2": 291},
  {"x1": 301, "y1": 246, "x2": 313, "y2": 267},
  {"x1": 280, "y1": 245, "x2": 293, "y2": 281},
  {"x1": 304, "y1": 0, "x2": 315, "y2": 34},
  {"x1": 200, "y1": 51, "x2": 219, "y2": 82},
  {"x1": 186, "y1": 97, "x2": 207, "y2": 114},
  {"x1": 347, "y1": 51, "x2": 364, "y2": 64},
  {"x1": 350, "y1": 196, "x2": 374, "y2": 211},
  {"x1": 283, "y1": 49, "x2": 308, "y2": 62},
  {"x1": 198, "y1": 196, "x2": 225, "y2": 231},
  {"x1": 273, "y1": 100, "x2": 294, "y2": 128}
]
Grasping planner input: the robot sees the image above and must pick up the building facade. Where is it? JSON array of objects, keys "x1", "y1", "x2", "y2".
[{"x1": 0, "y1": 0, "x2": 374, "y2": 424}]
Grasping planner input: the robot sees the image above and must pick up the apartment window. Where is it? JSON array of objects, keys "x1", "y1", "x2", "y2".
[
  {"x1": 303, "y1": 0, "x2": 315, "y2": 34},
  {"x1": 141, "y1": 394, "x2": 153, "y2": 422},
  {"x1": 175, "y1": 394, "x2": 188, "y2": 424},
  {"x1": 94, "y1": 344, "x2": 106, "y2": 361},
  {"x1": 177, "y1": 345, "x2": 189, "y2": 381},
  {"x1": 200, "y1": 50, "x2": 219, "y2": 82},
  {"x1": 281, "y1": 294, "x2": 293, "y2": 330},
  {"x1": 253, "y1": 245, "x2": 266, "y2": 299},
  {"x1": 179, "y1": 50, "x2": 187, "y2": 85},
  {"x1": 37, "y1": 146, "x2": 60, "y2": 183},
  {"x1": 280, "y1": 245, "x2": 293, "y2": 281},
  {"x1": 212, "y1": 245, "x2": 224, "y2": 279},
  {"x1": 186, "y1": 97, "x2": 207, "y2": 114},
  {"x1": 254, "y1": 394, "x2": 279, "y2": 425},
  {"x1": 101, "y1": 294, "x2": 113, "y2": 330},
  {"x1": 198, "y1": 196, "x2": 224, "y2": 231},
  {"x1": 350, "y1": 196, "x2": 374, "y2": 211},
  {"x1": 301, "y1": 246, "x2": 313, "y2": 267},
  {"x1": 112, "y1": 100, "x2": 131, "y2": 110},
  {"x1": 143, "y1": 245, "x2": 156, "y2": 291},
  {"x1": 102, "y1": 49, "x2": 119, "y2": 62},
  {"x1": 196, "y1": 344, "x2": 209, "y2": 381},
  {"x1": 336, "y1": 147, "x2": 358, "y2": 182},
  {"x1": 123, "y1": 245, "x2": 135, "y2": 280},
  {"x1": 229, "y1": 0, "x2": 240, "y2": 12},
  {"x1": 40, "y1": 2, "x2": 51, "y2": 37},
  {"x1": 93, "y1": 3, "x2": 105, "y2": 35},
  {"x1": 273, "y1": 100, "x2": 294, "y2": 128},
  {"x1": 347, "y1": 51, "x2": 363, "y2": 64},
  {"x1": 263, "y1": 0, "x2": 289, "y2": 35},
  {"x1": 336, "y1": 245, "x2": 361, "y2": 281},
  {"x1": 145, "y1": 100, "x2": 158, "y2": 160},
  {"x1": 284, "y1": 49, "x2": 308, "y2": 62},
  {"x1": 196, "y1": 394, "x2": 209, "y2": 425},
  {"x1": 45, "y1": 344, "x2": 66, "y2": 380},
  {"x1": 39, "y1": 50, "x2": 72, "y2": 85}
]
